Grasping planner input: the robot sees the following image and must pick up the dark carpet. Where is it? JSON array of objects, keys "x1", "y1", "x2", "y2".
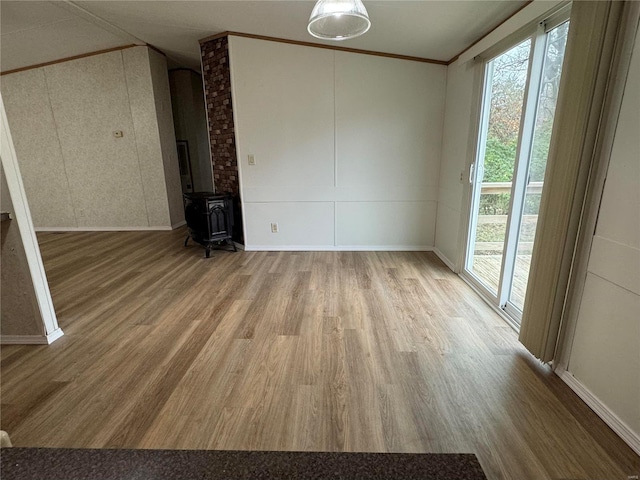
[{"x1": 1, "y1": 448, "x2": 487, "y2": 479}]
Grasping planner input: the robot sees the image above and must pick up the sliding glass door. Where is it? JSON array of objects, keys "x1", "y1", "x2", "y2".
[{"x1": 464, "y1": 18, "x2": 570, "y2": 325}]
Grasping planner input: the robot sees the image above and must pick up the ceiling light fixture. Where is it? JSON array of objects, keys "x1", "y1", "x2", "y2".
[{"x1": 307, "y1": 0, "x2": 371, "y2": 41}]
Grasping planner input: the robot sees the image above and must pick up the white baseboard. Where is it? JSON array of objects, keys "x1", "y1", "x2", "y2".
[
  {"x1": 556, "y1": 368, "x2": 640, "y2": 456},
  {"x1": 433, "y1": 248, "x2": 456, "y2": 272},
  {"x1": 45, "y1": 328, "x2": 64, "y2": 344},
  {"x1": 171, "y1": 220, "x2": 187, "y2": 229},
  {"x1": 1, "y1": 334, "x2": 48, "y2": 345},
  {"x1": 244, "y1": 245, "x2": 434, "y2": 252},
  {"x1": 35, "y1": 226, "x2": 173, "y2": 232},
  {"x1": 1, "y1": 328, "x2": 64, "y2": 345}
]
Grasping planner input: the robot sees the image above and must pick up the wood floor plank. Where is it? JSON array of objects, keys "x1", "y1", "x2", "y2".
[{"x1": 1, "y1": 229, "x2": 638, "y2": 480}]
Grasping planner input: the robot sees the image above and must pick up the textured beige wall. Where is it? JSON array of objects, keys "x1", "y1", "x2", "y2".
[
  {"x1": 149, "y1": 49, "x2": 184, "y2": 227},
  {"x1": 1, "y1": 46, "x2": 180, "y2": 229},
  {"x1": 122, "y1": 47, "x2": 172, "y2": 227},
  {"x1": 0, "y1": 164, "x2": 44, "y2": 336},
  {"x1": 0, "y1": 70, "x2": 76, "y2": 228},
  {"x1": 44, "y1": 51, "x2": 149, "y2": 228}
]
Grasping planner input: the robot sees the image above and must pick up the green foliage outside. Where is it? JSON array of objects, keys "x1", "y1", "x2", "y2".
[
  {"x1": 476, "y1": 23, "x2": 568, "y2": 235},
  {"x1": 480, "y1": 137, "x2": 516, "y2": 216}
]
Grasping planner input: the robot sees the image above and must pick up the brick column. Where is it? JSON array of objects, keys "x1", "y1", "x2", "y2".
[{"x1": 201, "y1": 36, "x2": 243, "y2": 242}]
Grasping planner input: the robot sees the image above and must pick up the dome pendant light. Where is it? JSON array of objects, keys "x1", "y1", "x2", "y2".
[{"x1": 307, "y1": 0, "x2": 371, "y2": 41}]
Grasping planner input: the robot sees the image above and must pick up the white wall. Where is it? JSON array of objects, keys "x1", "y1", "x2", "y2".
[
  {"x1": 169, "y1": 69, "x2": 214, "y2": 193},
  {"x1": 0, "y1": 46, "x2": 183, "y2": 230},
  {"x1": 434, "y1": 59, "x2": 477, "y2": 268},
  {"x1": 229, "y1": 37, "x2": 446, "y2": 250},
  {"x1": 565, "y1": 29, "x2": 640, "y2": 442}
]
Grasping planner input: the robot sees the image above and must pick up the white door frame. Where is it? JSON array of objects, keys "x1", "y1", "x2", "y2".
[{"x1": 0, "y1": 94, "x2": 63, "y2": 344}]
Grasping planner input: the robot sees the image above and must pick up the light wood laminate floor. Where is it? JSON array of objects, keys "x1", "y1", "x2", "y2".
[{"x1": 1, "y1": 229, "x2": 638, "y2": 480}]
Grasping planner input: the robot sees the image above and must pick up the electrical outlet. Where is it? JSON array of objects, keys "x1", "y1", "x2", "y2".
[
  {"x1": 113, "y1": 130, "x2": 123, "y2": 138},
  {"x1": 248, "y1": 154, "x2": 256, "y2": 165},
  {"x1": 270, "y1": 222, "x2": 279, "y2": 233}
]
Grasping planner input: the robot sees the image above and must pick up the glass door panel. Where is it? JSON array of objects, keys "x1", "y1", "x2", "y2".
[
  {"x1": 464, "y1": 13, "x2": 570, "y2": 328},
  {"x1": 509, "y1": 22, "x2": 570, "y2": 311},
  {"x1": 467, "y1": 39, "x2": 532, "y2": 295}
]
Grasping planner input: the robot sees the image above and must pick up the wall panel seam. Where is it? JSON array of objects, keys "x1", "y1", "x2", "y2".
[
  {"x1": 121, "y1": 48, "x2": 151, "y2": 227},
  {"x1": 584, "y1": 271, "x2": 640, "y2": 298},
  {"x1": 41, "y1": 66, "x2": 79, "y2": 228}
]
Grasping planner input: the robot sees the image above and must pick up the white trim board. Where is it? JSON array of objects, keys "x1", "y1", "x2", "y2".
[
  {"x1": 35, "y1": 226, "x2": 173, "y2": 232},
  {"x1": 171, "y1": 220, "x2": 187, "y2": 229},
  {"x1": 0, "y1": 329, "x2": 64, "y2": 345},
  {"x1": 455, "y1": 1, "x2": 566, "y2": 65},
  {"x1": 1, "y1": 335, "x2": 48, "y2": 345},
  {"x1": 45, "y1": 328, "x2": 65, "y2": 344},
  {"x1": 556, "y1": 368, "x2": 640, "y2": 456},
  {"x1": 244, "y1": 245, "x2": 434, "y2": 252},
  {"x1": 1, "y1": 94, "x2": 61, "y2": 339}
]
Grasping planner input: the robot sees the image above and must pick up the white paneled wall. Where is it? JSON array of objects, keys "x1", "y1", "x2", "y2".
[
  {"x1": 434, "y1": 60, "x2": 477, "y2": 268},
  {"x1": 1, "y1": 46, "x2": 183, "y2": 230},
  {"x1": 567, "y1": 29, "x2": 640, "y2": 439},
  {"x1": 244, "y1": 202, "x2": 335, "y2": 248},
  {"x1": 229, "y1": 37, "x2": 446, "y2": 250},
  {"x1": 337, "y1": 202, "x2": 436, "y2": 248},
  {"x1": 231, "y1": 38, "x2": 335, "y2": 193}
]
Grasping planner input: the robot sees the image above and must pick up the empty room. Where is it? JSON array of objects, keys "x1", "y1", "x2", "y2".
[{"x1": 1, "y1": 1, "x2": 639, "y2": 479}]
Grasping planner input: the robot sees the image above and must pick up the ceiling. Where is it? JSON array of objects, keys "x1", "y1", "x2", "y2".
[{"x1": 1, "y1": 0, "x2": 528, "y2": 73}]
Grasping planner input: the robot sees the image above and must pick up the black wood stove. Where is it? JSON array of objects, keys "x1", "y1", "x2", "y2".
[{"x1": 183, "y1": 192, "x2": 236, "y2": 257}]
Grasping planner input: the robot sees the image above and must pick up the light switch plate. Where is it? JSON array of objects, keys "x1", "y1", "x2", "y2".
[{"x1": 248, "y1": 154, "x2": 256, "y2": 165}]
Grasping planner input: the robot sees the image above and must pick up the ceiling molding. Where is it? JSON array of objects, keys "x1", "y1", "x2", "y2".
[
  {"x1": 0, "y1": 44, "x2": 138, "y2": 76},
  {"x1": 199, "y1": 31, "x2": 448, "y2": 66},
  {"x1": 447, "y1": 0, "x2": 534, "y2": 64}
]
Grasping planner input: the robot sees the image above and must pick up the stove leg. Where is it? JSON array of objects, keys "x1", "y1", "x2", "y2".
[
  {"x1": 205, "y1": 246, "x2": 211, "y2": 258},
  {"x1": 184, "y1": 235, "x2": 190, "y2": 247}
]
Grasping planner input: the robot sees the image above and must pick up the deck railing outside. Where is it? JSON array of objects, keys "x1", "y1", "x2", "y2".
[
  {"x1": 475, "y1": 181, "x2": 543, "y2": 253},
  {"x1": 472, "y1": 181, "x2": 543, "y2": 305}
]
